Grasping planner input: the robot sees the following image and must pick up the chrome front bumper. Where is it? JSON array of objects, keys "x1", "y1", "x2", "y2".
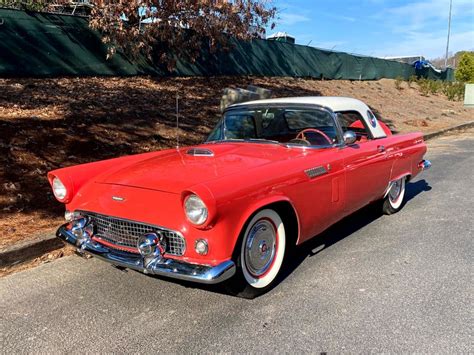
[{"x1": 57, "y1": 224, "x2": 236, "y2": 284}]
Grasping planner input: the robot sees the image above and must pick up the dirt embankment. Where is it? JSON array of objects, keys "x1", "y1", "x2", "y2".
[{"x1": 0, "y1": 76, "x2": 472, "y2": 248}]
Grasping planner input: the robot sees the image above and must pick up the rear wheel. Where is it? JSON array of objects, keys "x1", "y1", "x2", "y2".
[
  {"x1": 225, "y1": 209, "x2": 286, "y2": 298},
  {"x1": 383, "y1": 177, "x2": 406, "y2": 214}
]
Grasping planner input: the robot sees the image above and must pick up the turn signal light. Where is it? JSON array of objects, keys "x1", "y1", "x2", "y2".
[{"x1": 195, "y1": 239, "x2": 208, "y2": 255}]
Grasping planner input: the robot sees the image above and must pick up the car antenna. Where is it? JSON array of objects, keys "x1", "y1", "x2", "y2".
[{"x1": 176, "y1": 92, "x2": 180, "y2": 149}]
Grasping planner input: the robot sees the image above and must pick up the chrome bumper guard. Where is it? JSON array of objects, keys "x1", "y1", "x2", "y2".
[{"x1": 57, "y1": 224, "x2": 235, "y2": 284}]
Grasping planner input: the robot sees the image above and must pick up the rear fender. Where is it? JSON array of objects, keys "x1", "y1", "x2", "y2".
[
  {"x1": 385, "y1": 133, "x2": 427, "y2": 198},
  {"x1": 383, "y1": 172, "x2": 411, "y2": 198}
]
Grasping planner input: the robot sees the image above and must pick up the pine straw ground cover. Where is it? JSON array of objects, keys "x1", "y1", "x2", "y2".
[{"x1": 0, "y1": 76, "x2": 472, "y2": 250}]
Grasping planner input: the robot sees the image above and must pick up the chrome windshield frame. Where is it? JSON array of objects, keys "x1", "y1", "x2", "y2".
[{"x1": 206, "y1": 103, "x2": 345, "y2": 149}]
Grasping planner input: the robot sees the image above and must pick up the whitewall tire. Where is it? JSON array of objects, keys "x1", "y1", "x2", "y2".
[
  {"x1": 226, "y1": 208, "x2": 287, "y2": 298},
  {"x1": 383, "y1": 177, "x2": 406, "y2": 214},
  {"x1": 240, "y1": 209, "x2": 286, "y2": 289}
]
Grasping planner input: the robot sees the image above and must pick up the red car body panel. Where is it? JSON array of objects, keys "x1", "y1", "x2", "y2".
[{"x1": 49, "y1": 130, "x2": 427, "y2": 267}]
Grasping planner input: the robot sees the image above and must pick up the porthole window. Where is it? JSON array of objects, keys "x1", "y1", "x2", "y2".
[{"x1": 367, "y1": 110, "x2": 377, "y2": 128}]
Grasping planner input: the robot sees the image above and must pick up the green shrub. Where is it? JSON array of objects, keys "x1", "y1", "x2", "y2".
[
  {"x1": 407, "y1": 75, "x2": 418, "y2": 88},
  {"x1": 417, "y1": 78, "x2": 431, "y2": 96},
  {"x1": 442, "y1": 82, "x2": 465, "y2": 101},
  {"x1": 394, "y1": 77, "x2": 404, "y2": 90},
  {"x1": 455, "y1": 52, "x2": 474, "y2": 83},
  {"x1": 428, "y1": 80, "x2": 442, "y2": 94},
  {"x1": 416, "y1": 79, "x2": 446, "y2": 96}
]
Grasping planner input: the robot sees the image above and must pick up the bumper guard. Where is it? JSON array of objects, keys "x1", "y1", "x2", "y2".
[{"x1": 57, "y1": 224, "x2": 235, "y2": 284}]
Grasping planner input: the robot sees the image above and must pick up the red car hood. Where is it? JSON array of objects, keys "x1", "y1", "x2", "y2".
[{"x1": 96, "y1": 143, "x2": 303, "y2": 193}]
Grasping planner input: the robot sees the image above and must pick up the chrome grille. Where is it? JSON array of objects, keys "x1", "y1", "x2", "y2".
[{"x1": 79, "y1": 211, "x2": 186, "y2": 256}]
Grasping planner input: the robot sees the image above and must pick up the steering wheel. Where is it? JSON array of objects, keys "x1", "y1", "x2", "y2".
[{"x1": 296, "y1": 128, "x2": 333, "y2": 145}]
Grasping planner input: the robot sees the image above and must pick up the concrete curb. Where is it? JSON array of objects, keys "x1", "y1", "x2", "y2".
[
  {"x1": 1, "y1": 120, "x2": 473, "y2": 269},
  {"x1": 0, "y1": 232, "x2": 65, "y2": 268},
  {"x1": 424, "y1": 120, "x2": 474, "y2": 141}
]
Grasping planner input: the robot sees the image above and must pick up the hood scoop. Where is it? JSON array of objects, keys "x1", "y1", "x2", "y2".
[{"x1": 186, "y1": 148, "x2": 214, "y2": 157}]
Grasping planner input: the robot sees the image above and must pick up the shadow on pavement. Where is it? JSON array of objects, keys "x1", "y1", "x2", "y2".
[{"x1": 278, "y1": 179, "x2": 432, "y2": 285}]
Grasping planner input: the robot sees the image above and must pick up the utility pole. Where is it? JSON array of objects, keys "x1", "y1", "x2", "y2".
[{"x1": 444, "y1": 0, "x2": 452, "y2": 68}]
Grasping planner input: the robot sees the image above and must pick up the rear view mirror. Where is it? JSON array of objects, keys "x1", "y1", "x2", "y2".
[{"x1": 343, "y1": 131, "x2": 357, "y2": 145}]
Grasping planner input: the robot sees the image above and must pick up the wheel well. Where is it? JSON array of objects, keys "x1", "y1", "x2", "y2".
[
  {"x1": 389, "y1": 173, "x2": 411, "y2": 185},
  {"x1": 232, "y1": 201, "x2": 299, "y2": 262},
  {"x1": 265, "y1": 201, "x2": 299, "y2": 248}
]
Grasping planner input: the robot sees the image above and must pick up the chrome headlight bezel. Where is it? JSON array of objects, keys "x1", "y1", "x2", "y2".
[
  {"x1": 52, "y1": 177, "x2": 67, "y2": 201},
  {"x1": 65, "y1": 210, "x2": 75, "y2": 222},
  {"x1": 184, "y1": 194, "x2": 208, "y2": 225}
]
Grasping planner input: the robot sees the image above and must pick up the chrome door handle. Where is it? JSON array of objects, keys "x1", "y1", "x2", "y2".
[{"x1": 378, "y1": 145, "x2": 385, "y2": 152}]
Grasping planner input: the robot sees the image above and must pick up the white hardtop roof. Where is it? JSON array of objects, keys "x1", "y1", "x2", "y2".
[
  {"x1": 229, "y1": 96, "x2": 387, "y2": 139},
  {"x1": 230, "y1": 96, "x2": 370, "y2": 113}
]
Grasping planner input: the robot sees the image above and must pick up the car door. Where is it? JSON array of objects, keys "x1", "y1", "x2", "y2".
[
  {"x1": 282, "y1": 108, "x2": 347, "y2": 243},
  {"x1": 292, "y1": 148, "x2": 346, "y2": 243},
  {"x1": 336, "y1": 111, "x2": 392, "y2": 215}
]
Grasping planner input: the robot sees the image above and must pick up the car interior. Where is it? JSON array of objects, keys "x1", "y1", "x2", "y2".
[
  {"x1": 335, "y1": 111, "x2": 372, "y2": 143},
  {"x1": 209, "y1": 107, "x2": 345, "y2": 146}
]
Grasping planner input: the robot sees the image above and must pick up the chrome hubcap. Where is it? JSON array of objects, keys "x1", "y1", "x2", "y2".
[
  {"x1": 389, "y1": 179, "x2": 402, "y2": 202},
  {"x1": 244, "y1": 220, "x2": 277, "y2": 278}
]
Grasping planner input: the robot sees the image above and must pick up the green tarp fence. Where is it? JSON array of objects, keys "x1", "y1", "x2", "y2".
[{"x1": 0, "y1": 8, "x2": 454, "y2": 81}]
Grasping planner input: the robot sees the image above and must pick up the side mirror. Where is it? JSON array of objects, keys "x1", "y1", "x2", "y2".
[{"x1": 343, "y1": 131, "x2": 357, "y2": 145}]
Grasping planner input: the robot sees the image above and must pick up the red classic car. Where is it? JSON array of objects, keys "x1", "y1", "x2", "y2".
[{"x1": 49, "y1": 97, "x2": 431, "y2": 297}]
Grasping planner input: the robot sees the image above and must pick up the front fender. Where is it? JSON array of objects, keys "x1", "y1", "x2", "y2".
[
  {"x1": 230, "y1": 195, "x2": 300, "y2": 256},
  {"x1": 48, "y1": 151, "x2": 159, "y2": 204}
]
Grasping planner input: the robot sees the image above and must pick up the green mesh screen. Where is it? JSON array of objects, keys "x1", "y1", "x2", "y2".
[{"x1": 0, "y1": 8, "x2": 454, "y2": 81}]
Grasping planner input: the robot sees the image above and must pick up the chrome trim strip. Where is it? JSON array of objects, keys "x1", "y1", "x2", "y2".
[
  {"x1": 57, "y1": 225, "x2": 235, "y2": 284},
  {"x1": 383, "y1": 181, "x2": 394, "y2": 198},
  {"x1": 383, "y1": 173, "x2": 411, "y2": 198}
]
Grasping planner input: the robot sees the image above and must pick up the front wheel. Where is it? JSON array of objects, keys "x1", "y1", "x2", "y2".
[
  {"x1": 382, "y1": 177, "x2": 406, "y2": 214},
  {"x1": 225, "y1": 209, "x2": 286, "y2": 298}
]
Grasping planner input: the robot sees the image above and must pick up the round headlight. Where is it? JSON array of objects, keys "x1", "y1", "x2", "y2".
[
  {"x1": 184, "y1": 194, "x2": 208, "y2": 225},
  {"x1": 52, "y1": 177, "x2": 67, "y2": 201}
]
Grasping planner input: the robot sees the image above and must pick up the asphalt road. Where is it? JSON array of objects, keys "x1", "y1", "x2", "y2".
[{"x1": 1, "y1": 132, "x2": 473, "y2": 353}]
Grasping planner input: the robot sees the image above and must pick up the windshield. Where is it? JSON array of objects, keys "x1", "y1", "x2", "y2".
[{"x1": 207, "y1": 105, "x2": 340, "y2": 147}]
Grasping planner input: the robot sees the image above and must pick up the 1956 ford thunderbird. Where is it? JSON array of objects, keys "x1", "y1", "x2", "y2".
[{"x1": 49, "y1": 97, "x2": 431, "y2": 297}]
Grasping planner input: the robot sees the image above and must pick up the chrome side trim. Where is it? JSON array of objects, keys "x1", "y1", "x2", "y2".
[
  {"x1": 383, "y1": 181, "x2": 395, "y2": 198},
  {"x1": 57, "y1": 225, "x2": 235, "y2": 284},
  {"x1": 383, "y1": 174, "x2": 410, "y2": 198}
]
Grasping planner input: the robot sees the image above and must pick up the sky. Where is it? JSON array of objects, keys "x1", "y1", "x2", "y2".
[{"x1": 268, "y1": 0, "x2": 474, "y2": 59}]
